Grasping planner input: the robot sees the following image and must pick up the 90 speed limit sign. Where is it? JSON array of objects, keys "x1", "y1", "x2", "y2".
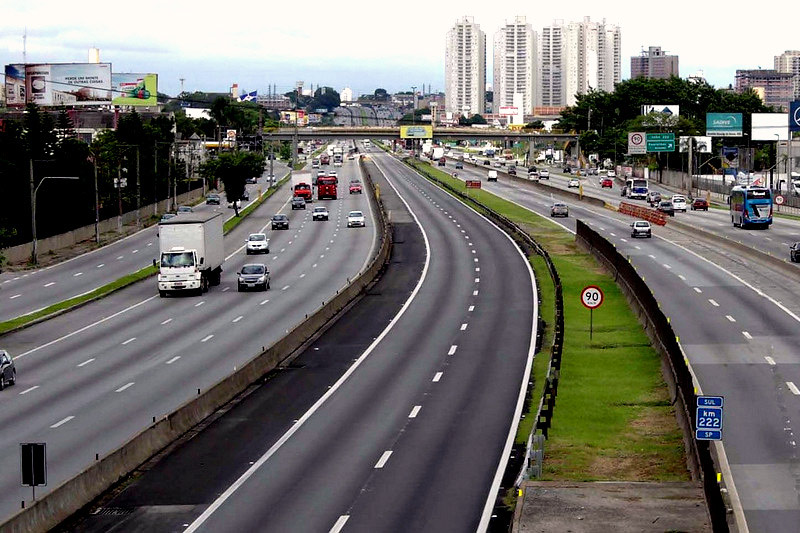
[{"x1": 580, "y1": 285, "x2": 604, "y2": 309}]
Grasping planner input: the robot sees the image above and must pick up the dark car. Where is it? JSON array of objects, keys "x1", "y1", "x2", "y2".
[
  {"x1": 237, "y1": 263, "x2": 270, "y2": 292},
  {"x1": 291, "y1": 196, "x2": 306, "y2": 210},
  {"x1": 483, "y1": 159, "x2": 491, "y2": 165},
  {"x1": 177, "y1": 205, "x2": 193, "y2": 214},
  {"x1": 160, "y1": 213, "x2": 177, "y2": 222},
  {"x1": 691, "y1": 198, "x2": 709, "y2": 211},
  {"x1": 0, "y1": 350, "x2": 16, "y2": 390},
  {"x1": 271, "y1": 213, "x2": 289, "y2": 230},
  {"x1": 790, "y1": 242, "x2": 800, "y2": 262},
  {"x1": 246, "y1": 176, "x2": 258, "y2": 184},
  {"x1": 206, "y1": 193, "x2": 221, "y2": 205},
  {"x1": 455, "y1": 161, "x2": 463, "y2": 169},
  {"x1": 657, "y1": 200, "x2": 675, "y2": 216},
  {"x1": 438, "y1": 157, "x2": 446, "y2": 166},
  {"x1": 508, "y1": 166, "x2": 517, "y2": 175}
]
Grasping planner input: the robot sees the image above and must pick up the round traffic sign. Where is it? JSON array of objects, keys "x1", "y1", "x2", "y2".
[
  {"x1": 581, "y1": 285, "x2": 604, "y2": 309},
  {"x1": 775, "y1": 194, "x2": 785, "y2": 205},
  {"x1": 630, "y1": 133, "x2": 644, "y2": 145}
]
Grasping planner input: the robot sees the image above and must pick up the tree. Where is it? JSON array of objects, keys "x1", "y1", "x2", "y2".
[
  {"x1": 458, "y1": 114, "x2": 487, "y2": 126},
  {"x1": 374, "y1": 88, "x2": 389, "y2": 101},
  {"x1": 525, "y1": 120, "x2": 545, "y2": 130},
  {"x1": 311, "y1": 87, "x2": 341, "y2": 111},
  {"x1": 199, "y1": 151, "x2": 264, "y2": 217}
]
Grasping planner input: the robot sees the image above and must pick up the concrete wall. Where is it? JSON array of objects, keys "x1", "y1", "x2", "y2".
[{"x1": 3, "y1": 189, "x2": 206, "y2": 265}]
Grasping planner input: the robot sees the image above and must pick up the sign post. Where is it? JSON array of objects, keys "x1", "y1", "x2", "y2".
[
  {"x1": 695, "y1": 396, "x2": 724, "y2": 440},
  {"x1": 628, "y1": 132, "x2": 646, "y2": 155},
  {"x1": 646, "y1": 133, "x2": 676, "y2": 152},
  {"x1": 20, "y1": 442, "x2": 46, "y2": 503},
  {"x1": 580, "y1": 285, "x2": 604, "y2": 339}
]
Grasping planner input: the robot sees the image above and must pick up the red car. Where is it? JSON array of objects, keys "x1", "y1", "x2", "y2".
[
  {"x1": 601, "y1": 178, "x2": 613, "y2": 188},
  {"x1": 349, "y1": 180, "x2": 363, "y2": 194},
  {"x1": 691, "y1": 198, "x2": 709, "y2": 211}
]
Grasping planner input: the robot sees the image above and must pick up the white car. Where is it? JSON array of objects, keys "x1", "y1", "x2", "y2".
[
  {"x1": 347, "y1": 210, "x2": 366, "y2": 228},
  {"x1": 312, "y1": 206, "x2": 329, "y2": 221},
  {"x1": 671, "y1": 195, "x2": 687, "y2": 212},
  {"x1": 539, "y1": 169, "x2": 550, "y2": 179},
  {"x1": 607, "y1": 169, "x2": 617, "y2": 178},
  {"x1": 246, "y1": 233, "x2": 270, "y2": 254},
  {"x1": 630, "y1": 220, "x2": 652, "y2": 238},
  {"x1": 568, "y1": 178, "x2": 580, "y2": 188}
]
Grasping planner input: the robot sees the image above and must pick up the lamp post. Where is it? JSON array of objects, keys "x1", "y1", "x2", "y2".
[
  {"x1": 31, "y1": 176, "x2": 79, "y2": 264},
  {"x1": 410, "y1": 86, "x2": 417, "y2": 157}
]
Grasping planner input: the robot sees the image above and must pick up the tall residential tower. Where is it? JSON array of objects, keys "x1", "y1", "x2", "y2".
[
  {"x1": 493, "y1": 16, "x2": 537, "y2": 116},
  {"x1": 445, "y1": 16, "x2": 486, "y2": 116}
]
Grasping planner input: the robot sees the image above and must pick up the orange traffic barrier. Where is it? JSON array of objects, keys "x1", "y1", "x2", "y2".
[{"x1": 618, "y1": 202, "x2": 667, "y2": 226}]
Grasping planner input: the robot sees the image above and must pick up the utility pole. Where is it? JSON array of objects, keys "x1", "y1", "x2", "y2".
[
  {"x1": 94, "y1": 157, "x2": 100, "y2": 244},
  {"x1": 29, "y1": 159, "x2": 35, "y2": 264},
  {"x1": 154, "y1": 140, "x2": 158, "y2": 217},
  {"x1": 135, "y1": 147, "x2": 141, "y2": 227}
]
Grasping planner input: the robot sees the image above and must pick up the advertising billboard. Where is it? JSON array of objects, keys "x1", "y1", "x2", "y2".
[
  {"x1": 641, "y1": 104, "x2": 680, "y2": 117},
  {"x1": 790, "y1": 101, "x2": 800, "y2": 133},
  {"x1": 706, "y1": 113, "x2": 743, "y2": 137},
  {"x1": 112, "y1": 73, "x2": 157, "y2": 106},
  {"x1": 679, "y1": 136, "x2": 712, "y2": 153},
  {"x1": 498, "y1": 106, "x2": 519, "y2": 116},
  {"x1": 4, "y1": 64, "x2": 25, "y2": 106},
  {"x1": 721, "y1": 147, "x2": 739, "y2": 168},
  {"x1": 5, "y1": 63, "x2": 112, "y2": 106},
  {"x1": 751, "y1": 113, "x2": 788, "y2": 141},
  {"x1": 400, "y1": 125, "x2": 433, "y2": 139}
]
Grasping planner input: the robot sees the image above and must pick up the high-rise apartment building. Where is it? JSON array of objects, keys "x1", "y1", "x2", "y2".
[
  {"x1": 631, "y1": 46, "x2": 679, "y2": 79},
  {"x1": 539, "y1": 17, "x2": 621, "y2": 107},
  {"x1": 735, "y1": 69, "x2": 794, "y2": 110},
  {"x1": 493, "y1": 16, "x2": 537, "y2": 115},
  {"x1": 445, "y1": 16, "x2": 486, "y2": 116},
  {"x1": 774, "y1": 50, "x2": 800, "y2": 99}
]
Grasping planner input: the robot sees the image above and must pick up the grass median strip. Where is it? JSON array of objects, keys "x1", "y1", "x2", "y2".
[{"x1": 405, "y1": 157, "x2": 688, "y2": 482}]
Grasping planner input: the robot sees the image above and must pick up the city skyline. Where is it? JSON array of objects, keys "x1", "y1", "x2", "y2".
[{"x1": 1, "y1": 0, "x2": 798, "y2": 98}]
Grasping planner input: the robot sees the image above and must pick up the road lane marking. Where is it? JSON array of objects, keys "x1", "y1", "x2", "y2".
[
  {"x1": 313, "y1": 263, "x2": 317, "y2": 268},
  {"x1": 461, "y1": 323, "x2": 468, "y2": 330},
  {"x1": 789, "y1": 382, "x2": 800, "y2": 395},
  {"x1": 678, "y1": 275, "x2": 686, "y2": 281},
  {"x1": 161, "y1": 318, "x2": 172, "y2": 325},
  {"x1": 475, "y1": 278, "x2": 480, "y2": 283},
  {"x1": 44, "y1": 282, "x2": 55, "y2": 287},
  {"x1": 448, "y1": 345, "x2": 458, "y2": 355},
  {"x1": 409, "y1": 406, "x2": 421, "y2": 418},
  {"x1": 726, "y1": 315, "x2": 736, "y2": 322},
  {"x1": 132, "y1": 249, "x2": 139, "y2": 254},
  {"x1": 222, "y1": 287, "x2": 230, "y2": 292},
  {"x1": 97, "y1": 264, "x2": 104, "y2": 268},
  {"x1": 166, "y1": 356, "x2": 181, "y2": 365},
  {"x1": 708, "y1": 299, "x2": 719, "y2": 307},
  {"x1": 117, "y1": 256, "x2": 123, "y2": 260},
  {"x1": 765, "y1": 357, "x2": 776, "y2": 366},
  {"x1": 330, "y1": 516, "x2": 349, "y2": 533},
  {"x1": 77, "y1": 358, "x2": 95, "y2": 367},
  {"x1": 9, "y1": 294, "x2": 20, "y2": 299},
  {"x1": 374, "y1": 451, "x2": 393, "y2": 469},
  {"x1": 474, "y1": 258, "x2": 479, "y2": 262},
  {"x1": 473, "y1": 290, "x2": 479, "y2": 296},
  {"x1": 260, "y1": 299, "x2": 269, "y2": 305},
  {"x1": 621, "y1": 238, "x2": 628, "y2": 242},
  {"x1": 195, "y1": 301, "x2": 205, "y2": 307},
  {"x1": 610, "y1": 232, "x2": 616, "y2": 237},
  {"x1": 742, "y1": 331, "x2": 752, "y2": 340},
  {"x1": 648, "y1": 254, "x2": 656, "y2": 259},
  {"x1": 472, "y1": 249, "x2": 476, "y2": 253},
  {"x1": 121, "y1": 337, "x2": 136, "y2": 345},
  {"x1": 469, "y1": 305, "x2": 475, "y2": 312},
  {"x1": 115, "y1": 382, "x2": 135, "y2": 393},
  {"x1": 19, "y1": 386, "x2": 39, "y2": 395},
  {"x1": 475, "y1": 267, "x2": 480, "y2": 272},
  {"x1": 232, "y1": 316, "x2": 243, "y2": 323},
  {"x1": 693, "y1": 287, "x2": 702, "y2": 293},
  {"x1": 663, "y1": 264, "x2": 671, "y2": 270},
  {"x1": 51, "y1": 416, "x2": 75, "y2": 428},
  {"x1": 73, "y1": 272, "x2": 83, "y2": 277},
  {"x1": 282, "y1": 285, "x2": 290, "y2": 291},
  {"x1": 201, "y1": 335, "x2": 214, "y2": 343}
]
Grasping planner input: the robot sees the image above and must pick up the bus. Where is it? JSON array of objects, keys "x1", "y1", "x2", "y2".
[
  {"x1": 624, "y1": 178, "x2": 649, "y2": 200},
  {"x1": 730, "y1": 185, "x2": 772, "y2": 228}
]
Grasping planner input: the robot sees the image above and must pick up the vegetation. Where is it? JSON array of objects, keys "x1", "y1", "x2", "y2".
[
  {"x1": 199, "y1": 151, "x2": 265, "y2": 216},
  {"x1": 459, "y1": 114, "x2": 487, "y2": 126}
]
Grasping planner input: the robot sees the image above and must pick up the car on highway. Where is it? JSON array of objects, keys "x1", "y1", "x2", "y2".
[
  {"x1": 271, "y1": 214, "x2": 289, "y2": 230},
  {"x1": 349, "y1": 180, "x2": 363, "y2": 194},
  {"x1": 177, "y1": 205, "x2": 194, "y2": 214},
  {"x1": 691, "y1": 198, "x2": 709, "y2": 211},
  {"x1": 790, "y1": 242, "x2": 800, "y2": 262},
  {"x1": 630, "y1": 220, "x2": 653, "y2": 238},
  {"x1": 657, "y1": 200, "x2": 675, "y2": 216},
  {"x1": 246, "y1": 176, "x2": 258, "y2": 184},
  {"x1": 568, "y1": 178, "x2": 580, "y2": 188},
  {"x1": 487, "y1": 170, "x2": 498, "y2": 182},
  {"x1": 291, "y1": 196, "x2": 306, "y2": 210},
  {"x1": 550, "y1": 202, "x2": 569, "y2": 217},
  {"x1": 347, "y1": 210, "x2": 366, "y2": 228},
  {"x1": 483, "y1": 159, "x2": 491, "y2": 165},
  {"x1": 312, "y1": 158, "x2": 320, "y2": 168},
  {"x1": 206, "y1": 193, "x2": 221, "y2": 205},
  {"x1": 539, "y1": 169, "x2": 550, "y2": 179},
  {"x1": 455, "y1": 161, "x2": 463, "y2": 169},
  {"x1": 671, "y1": 195, "x2": 688, "y2": 212},
  {"x1": 245, "y1": 233, "x2": 269, "y2": 255},
  {"x1": 607, "y1": 169, "x2": 617, "y2": 178},
  {"x1": 312, "y1": 206, "x2": 329, "y2": 221},
  {"x1": 0, "y1": 350, "x2": 16, "y2": 390},
  {"x1": 438, "y1": 157, "x2": 446, "y2": 166},
  {"x1": 160, "y1": 213, "x2": 177, "y2": 222},
  {"x1": 237, "y1": 263, "x2": 270, "y2": 292},
  {"x1": 647, "y1": 191, "x2": 662, "y2": 206},
  {"x1": 601, "y1": 178, "x2": 613, "y2": 188},
  {"x1": 508, "y1": 166, "x2": 517, "y2": 175}
]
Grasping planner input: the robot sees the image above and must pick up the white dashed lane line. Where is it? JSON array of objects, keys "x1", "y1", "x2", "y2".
[
  {"x1": 726, "y1": 315, "x2": 736, "y2": 322},
  {"x1": 408, "y1": 406, "x2": 421, "y2": 418},
  {"x1": 460, "y1": 323, "x2": 468, "y2": 331},
  {"x1": 788, "y1": 382, "x2": 800, "y2": 395},
  {"x1": 121, "y1": 337, "x2": 136, "y2": 345},
  {"x1": 448, "y1": 345, "x2": 458, "y2": 355},
  {"x1": 44, "y1": 282, "x2": 55, "y2": 287},
  {"x1": 195, "y1": 301, "x2": 205, "y2": 307},
  {"x1": 708, "y1": 299, "x2": 719, "y2": 307},
  {"x1": 765, "y1": 356, "x2": 776, "y2": 366},
  {"x1": 161, "y1": 318, "x2": 172, "y2": 325},
  {"x1": 19, "y1": 386, "x2": 39, "y2": 395},
  {"x1": 693, "y1": 287, "x2": 702, "y2": 293},
  {"x1": 742, "y1": 331, "x2": 753, "y2": 340},
  {"x1": 166, "y1": 356, "x2": 181, "y2": 365},
  {"x1": 232, "y1": 316, "x2": 243, "y2": 323},
  {"x1": 201, "y1": 335, "x2": 214, "y2": 343},
  {"x1": 115, "y1": 382, "x2": 135, "y2": 393},
  {"x1": 50, "y1": 416, "x2": 75, "y2": 428},
  {"x1": 260, "y1": 299, "x2": 269, "y2": 305},
  {"x1": 97, "y1": 264, "x2": 104, "y2": 268},
  {"x1": 9, "y1": 294, "x2": 20, "y2": 300},
  {"x1": 77, "y1": 358, "x2": 95, "y2": 367},
  {"x1": 117, "y1": 256, "x2": 123, "y2": 260},
  {"x1": 469, "y1": 305, "x2": 475, "y2": 312}
]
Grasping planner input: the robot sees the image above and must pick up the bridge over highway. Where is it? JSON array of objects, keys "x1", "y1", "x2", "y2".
[{"x1": 264, "y1": 126, "x2": 577, "y2": 143}]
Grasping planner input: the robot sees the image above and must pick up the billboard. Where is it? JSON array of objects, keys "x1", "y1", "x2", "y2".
[
  {"x1": 111, "y1": 73, "x2": 157, "y2": 106},
  {"x1": 751, "y1": 113, "x2": 788, "y2": 141},
  {"x1": 4, "y1": 64, "x2": 25, "y2": 106},
  {"x1": 641, "y1": 104, "x2": 680, "y2": 117},
  {"x1": 5, "y1": 63, "x2": 112, "y2": 106},
  {"x1": 706, "y1": 113, "x2": 743, "y2": 137},
  {"x1": 678, "y1": 136, "x2": 712, "y2": 153},
  {"x1": 790, "y1": 101, "x2": 800, "y2": 133},
  {"x1": 721, "y1": 147, "x2": 739, "y2": 168},
  {"x1": 498, "y1": 106, "x2": 519, "y2": 116},
  {"x1": 400, "y1": 125, "x2": 433, "y2": 139}
]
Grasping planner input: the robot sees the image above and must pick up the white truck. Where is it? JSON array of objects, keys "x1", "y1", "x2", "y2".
[
  {"x1": 431, "y1": 147, "x2": 444, "y2": 160},
  {"x1": 333, "y1": 146, "x2": 344, "y2": 166},
  {"x1": 157, "y1": 212, "x2": 224, "y2": 297}
]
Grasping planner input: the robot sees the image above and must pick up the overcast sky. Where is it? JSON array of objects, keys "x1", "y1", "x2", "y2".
[{"x1": 1, "y1": 0, "x2": 797, "y2": 99}]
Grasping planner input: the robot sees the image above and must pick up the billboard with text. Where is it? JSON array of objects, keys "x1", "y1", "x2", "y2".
[
  {"x1": 111, "y1": 73, "x2": 158, "y2": 106},
  {"x1": 5, "y1": 63, "x2": 112, "y2": 106},
  {"x1": 400, "y1": 125, "x2": 433, "y2": 139},
  {"x1": 706, "y1": 113, "x2": 743, "y2": 137},
  {"x1": 4, "y1": 64, "x2": 25, "y2": 106}
]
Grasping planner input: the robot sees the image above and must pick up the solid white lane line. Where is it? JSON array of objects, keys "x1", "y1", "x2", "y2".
[
  {"x1": 19, "y1": 386, "x2": 39, "y2": 395},
  {"x1": 161, "y1": 318, "x2": 172, "y2": 325},
  {"x1": 461, "y1": 323, "x2": 468, "y2": 330},
  {"x1": 469, "y1": 305, "x2": 475, "y2": 312},
  {"x1": 121, "y1": 337, "x2": 136, "y2": 345},
  {"x1": 693, "y1": 287, "x2": 702, "y2": 293},
  {"x1": 115, "y1": 382, "x2": 135, "y2": 393},
  {"x1": 201, "y1": 335, "x2": 214, "y2": 343},
  {"x1": 44, "y1": 282, "x2": 55, "y2": 287},
  {"x1": 409, "y1": 406, "x2": 421, "y2": 418},
  {"x1": 9, "y1": 294, "x2": 20, "y2": 299},
  {"x1": 708, "y1": 299, "x2": 719, "y2": 307},
  {"x1": 77, "y1": 358, "x2": 95, "y2": 367},
  {"x1": 742, "y1": 331, "x2": 752, "y2": 340},
  {"x1": 166, "y1": 356, "x2": 181, "y2": 365},
  {"x1": 330, "y1": 516, "x2": 349, "y2": 533},
  {"x1": 788, "y1": 382, "x2": 800, "y2": 395},
  {"x1": 260, "y1": 299, "x2": 269, "y2": 305},
  {"x1": 726, "y1": 315, "x2": 736, "y2": 322},
  {"x1": 374, "y1": 451, "x2": 393, "y2": 469},
  {"x1": 97, "y1": 264, "x2": 104, "y2": 268},
  {"x1": 448, "y1": 345, "x2": 458, "y2": 355},
  {"x1": 51, "y1": 416, "x2": 75, "y2": 428},
  {"x1": 232, "y1": 316, "x2": 243, "y2": 323},
  {"x1": 765, "y1": 356, "x2": 776, "y2": 366},
  {"x1": 73, "y1": 272, "x2": 83, "y2": 277},
  {"x1": 195, "y1": 301, "x2": 205, "y2": 307}
]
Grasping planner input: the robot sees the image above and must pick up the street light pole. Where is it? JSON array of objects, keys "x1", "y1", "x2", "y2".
[{"x1": 31, "y1": 176, "x2": 80, "y2": 265}]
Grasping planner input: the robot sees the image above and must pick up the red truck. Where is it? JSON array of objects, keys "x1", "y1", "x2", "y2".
[
  {"x1": 292, "y1": 171, "x2": 313, "y2": 202},
  {"x1": 317, "y1": 176, "x2": 338, "y2": 200}
]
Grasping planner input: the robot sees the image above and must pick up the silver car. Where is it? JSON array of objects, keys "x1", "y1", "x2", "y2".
[
  {"x1": 246, "y1": 233, "x2": 270, "y2": 254},
  {"x1": 550, "y1": 203, "x2": 569, "y2": 217}
]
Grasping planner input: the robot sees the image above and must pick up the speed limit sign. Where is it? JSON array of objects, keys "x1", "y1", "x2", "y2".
[
  {"x1": 775, "y1": 195, "x2": 785, "y2": 205},
  {"x1": 581, "y1": 286, "x2": 604, "y2": 309}
]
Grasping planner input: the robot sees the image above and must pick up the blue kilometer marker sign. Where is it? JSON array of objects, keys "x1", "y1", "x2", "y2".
[{"x1": 696, "y1": 396, "x2": 723, "y2": 441}]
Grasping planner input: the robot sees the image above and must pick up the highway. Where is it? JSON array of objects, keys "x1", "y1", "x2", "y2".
[
  {"x1": 0, "y1": 160, "x2": 290, "y2": 324},
  {"x1": 71, "y1": 145, "x2": 537, "y2": 533},
  {"x1": 0, "y1": 154, "x2": 376, "y2": 522},
  {"x1": 439, "y1": 157, "x2": 800, "y2": 532}
]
